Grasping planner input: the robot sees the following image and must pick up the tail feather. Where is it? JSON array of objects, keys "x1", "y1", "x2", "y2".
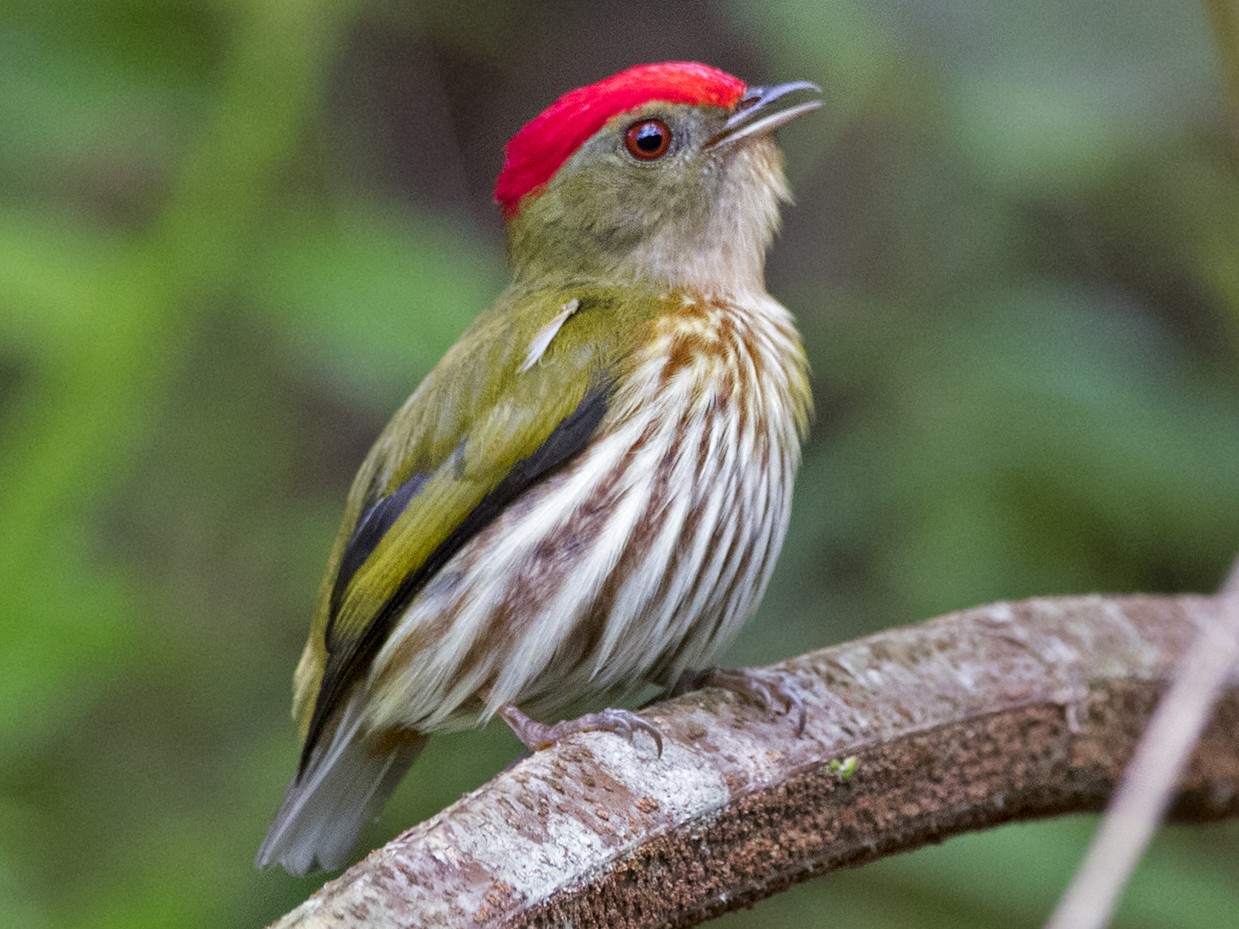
[{"x1": 256, "y1": 695, "x2": 427, "y2": 876}]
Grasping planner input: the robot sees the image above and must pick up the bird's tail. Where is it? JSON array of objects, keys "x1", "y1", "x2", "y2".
[{"x1": 256, "y1": 693, "x2": 427, "y2": 876}]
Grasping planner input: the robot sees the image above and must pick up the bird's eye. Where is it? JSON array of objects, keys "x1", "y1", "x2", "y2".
[{"x1": 624, "y1": 118, "x2": 672, "y2": 160}]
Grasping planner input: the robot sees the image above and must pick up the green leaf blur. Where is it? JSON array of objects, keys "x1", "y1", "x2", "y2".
[{"x1": 0, "y1": 1, "x2": 1235, "y2": 926}]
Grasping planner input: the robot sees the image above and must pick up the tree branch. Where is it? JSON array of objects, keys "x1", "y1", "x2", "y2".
[
  {"x1": 1046, "y1": 568, "x2": 1239, "y2": 929},
  {"x1": 269, "y1": 595, "x2": 1239, "y2": 928}
]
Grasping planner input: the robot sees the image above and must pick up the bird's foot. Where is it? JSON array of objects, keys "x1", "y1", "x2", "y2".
[
  {"x1": 498, "y1": 704, "x2": 663, "y2": 757},
  {"x1": 672, "y1": 666, "x2": 807, "y2": 735}
]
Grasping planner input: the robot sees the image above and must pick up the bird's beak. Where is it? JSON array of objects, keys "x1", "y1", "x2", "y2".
[{"x1": 705, "y1": 80, "x2": 821, "y2": 150}]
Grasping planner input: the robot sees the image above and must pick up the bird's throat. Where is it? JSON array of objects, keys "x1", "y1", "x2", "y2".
[{"x1": 508, "y1": 136, "x2": 790, "y2": 301}]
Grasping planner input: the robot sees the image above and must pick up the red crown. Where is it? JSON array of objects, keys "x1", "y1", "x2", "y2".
[{"x1": 494, "y1": 62, "x2": 747, "y2": 220}]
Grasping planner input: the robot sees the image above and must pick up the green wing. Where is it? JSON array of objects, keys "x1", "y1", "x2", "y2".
[{"x1": 294, "y1": 287, "x2": 660, "y2": 765}]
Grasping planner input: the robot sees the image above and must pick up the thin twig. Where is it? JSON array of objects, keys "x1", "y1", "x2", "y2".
[{"x1": 1045, "y1": 563, "x2": 1239, "y2": 929}]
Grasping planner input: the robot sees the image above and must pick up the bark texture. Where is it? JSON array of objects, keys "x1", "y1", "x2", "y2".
[{"x1": 268, "y1": 594, "x2": 1239, "y2": 928}]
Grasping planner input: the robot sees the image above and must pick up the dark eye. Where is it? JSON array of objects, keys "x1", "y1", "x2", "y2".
[{"x1": 624, "y1": 118, "x2": 672, "y2": 160}]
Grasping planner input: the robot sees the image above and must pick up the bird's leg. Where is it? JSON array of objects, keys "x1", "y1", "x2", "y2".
[
  {"x1": 669, "y1": 666, "x2": 807, "y2": 735},
  {"x1": 498, "y1": 704, "x2": 663, "y2": 757}
]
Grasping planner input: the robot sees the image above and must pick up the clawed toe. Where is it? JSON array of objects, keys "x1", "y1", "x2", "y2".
[
  {"x1": 499, "y1": 704, "x2": 663, "y2": 757},
  {"x1": 583, "y1": 708, "x2": 664, "y2": 756}
]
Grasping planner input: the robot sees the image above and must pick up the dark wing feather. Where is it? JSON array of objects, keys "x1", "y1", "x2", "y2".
[
  {"x1": 327, "y1": 471, "x2": 430, "y2": 620},
  {"x1": 298, "y1": 386, "x2": 609, "y2": 773}
]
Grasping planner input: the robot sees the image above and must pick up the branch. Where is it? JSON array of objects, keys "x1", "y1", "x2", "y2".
[
  {"x1": 1046, "y1": 567, "x2": 1239, "y2": 929},
  {"x1": 269, "y1": 595, "x2": 1239, "y2": 928}
]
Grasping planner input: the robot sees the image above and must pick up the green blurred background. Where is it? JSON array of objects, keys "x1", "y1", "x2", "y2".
[{"x1": 2, "y1": 1, "x2": 1237, "y2": 926}]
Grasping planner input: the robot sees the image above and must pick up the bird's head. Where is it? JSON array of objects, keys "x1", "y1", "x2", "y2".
[{"x1": 495, "y1": 62, "x2": 819, "y2": 297}]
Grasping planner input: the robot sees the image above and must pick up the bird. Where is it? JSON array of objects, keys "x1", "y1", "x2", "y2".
[{"x1": 257, "y1": 60, "x2": 818, "y2": 876}]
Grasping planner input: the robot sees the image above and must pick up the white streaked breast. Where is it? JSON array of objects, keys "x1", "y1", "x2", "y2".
[{"x1": 365, "y1": 294, "x2": 808, "y2": 734}]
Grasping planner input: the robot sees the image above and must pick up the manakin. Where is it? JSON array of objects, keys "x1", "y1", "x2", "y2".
[{"x1": 258, "y1": 61, "x2": 818, "y2": 876}]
